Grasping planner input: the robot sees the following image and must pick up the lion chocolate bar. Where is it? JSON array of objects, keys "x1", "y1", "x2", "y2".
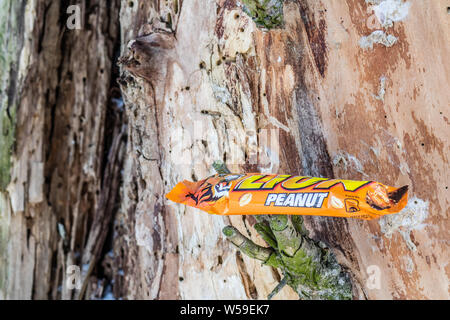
[{"x1": 166, "y1": 173, "x2": 408, "y2": 220}]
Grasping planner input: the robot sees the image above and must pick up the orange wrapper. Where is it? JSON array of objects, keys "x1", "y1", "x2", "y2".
[{"x1": 166, "y1": 173, "x2": 408, "y2": 220}]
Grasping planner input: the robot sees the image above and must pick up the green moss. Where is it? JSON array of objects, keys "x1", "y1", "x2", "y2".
[
  {"x1": 227, "y1": 215, "x2": 352, "y2": 300},
  {"x1": 223, "y1": 226, "x2": 236, "y2": 237},
  {"x1": 0, "y1": 0, "x2": 20, "y2": 191},
  {"x1": 282, "y1": 242, "x2": 352, "y2": 300},
  {"x1": 240, "y1": 0, "x2": 284, "y2": 29},
  {"x1": 0, "y1": 107, "x2": 15, "y2": 191},
  {"x1": 254, "y1": 221, "x2": 278, "y2": 248}
]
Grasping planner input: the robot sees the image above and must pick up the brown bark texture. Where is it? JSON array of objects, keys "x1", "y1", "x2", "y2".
[{"x1": 0, "y1": 0, "x2": 449, "y2": 300}]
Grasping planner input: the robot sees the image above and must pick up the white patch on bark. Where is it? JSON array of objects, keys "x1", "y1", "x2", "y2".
[
  {"x1": 57, "y1": 223, "x2": 66, "y2": 240},
  {"x1": 211, "y1": 83, "x2": 232, "y2": 105},
  {"x1": 372, "y1": 0, "x2": 411, "y2": 28},
  {"x1": 404, "y1": 256, "x2": 415, "y2": 273},
  {"x1": 379, "y1": 197, "x2": 429, "y2": 251},
  {"x1": 29, "y1": 162, "x2": 44, "y2": 204},
  {"x1": 135, "y1": 222, "x2": 154, "y2": 253},
  {"x1": 399, "y1": 161, "x2": 410, "y2": 175},
  {"x1": 8, "y1": 188, "x2": 23, "y2": 213},
  {"x1": 373, "y1": 76, "x2": 387, "y2": 101},
  {"x1": 365, "y1": 0, "x2": 383, "y2": 4},
  {"x1": 332, "y1": 152, "x2": 368, "y2": 177},
  {"x1": 359, "y1": 30, "x2": 398, "y2": 50}
]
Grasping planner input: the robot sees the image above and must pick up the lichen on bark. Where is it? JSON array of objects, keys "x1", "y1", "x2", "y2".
[
  {"x1": 224, "y1": 216, "x2": 352, "y2": 300},
  {"x1": 0, "y1": 107, "x2": 15, "y2": 191},
  {"x1": 239, "y1": 0, "x2": 284, "y2": 29},
  {"x1": 0, "y1": 0, "x2": 20, "y2": 191},
  {"x1": 0, "y1": 0, "x2": 27, "y2": 193}
]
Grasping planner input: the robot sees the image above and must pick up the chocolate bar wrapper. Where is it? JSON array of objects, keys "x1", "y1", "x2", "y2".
[{"x1": 166, "y1": 173, "x2": 408, "y2": 220}]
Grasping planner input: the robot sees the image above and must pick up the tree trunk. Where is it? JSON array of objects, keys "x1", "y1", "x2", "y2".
[
  {"x1": 1, "y1": 0, "x2": 448, "y2": 300},
  {"x1": 0, "y1": 0, "x2": 123, "y2": 299}
]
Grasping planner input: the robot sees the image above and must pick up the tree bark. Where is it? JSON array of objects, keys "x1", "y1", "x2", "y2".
[
  {"x1": 0, "y1": 0, "x2": 123, "y2": 299},
  {"x1": 1, "y1": 0, "x2": 449, "y2": 300}
]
